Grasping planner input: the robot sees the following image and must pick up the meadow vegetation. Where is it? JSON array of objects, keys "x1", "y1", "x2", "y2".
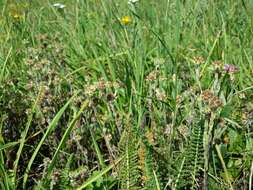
[{"x1": 0, "y1": 0, "x2": 253, "y2": 189}]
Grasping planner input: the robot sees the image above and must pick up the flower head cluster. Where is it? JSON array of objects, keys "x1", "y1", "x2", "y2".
[
  {"x1": 212, "y1": 60, "x2": 223, "y2": 70},
  {"x1": 145, "y1": 70, "x2": 159, "y2": 81},
  {"x1": 201, "y1": 90, "x2": 223, "y2": 110},
  {"x1": 193, "y1": 56, "x2": 205, "y2": 65},
  {"x1": 85, "y1": 79, "x2": 121, "y2": 96},
  {"x1": 155, "y1": 88, "x2": 166, "y2": 101}
]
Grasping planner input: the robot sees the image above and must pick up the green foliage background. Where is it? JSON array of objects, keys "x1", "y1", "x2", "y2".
[{"x1": 0, "y1": 0, "x2": 253, "y2": 189}]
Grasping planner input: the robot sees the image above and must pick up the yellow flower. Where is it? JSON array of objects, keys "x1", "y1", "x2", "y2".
[
  {"x1": 223, "y1": 136, "x2": 229, "y2": 144},
  {"x1": 121, "y1": 15, "x2": 131, "y2": 25},
  {"x1": 11, "y1": 13, "x2": 24, "y2": 21},
  {"x1": 8, "y1": 3, "x2": 25, "y2": 21},
  {"x1": 13, "y1": 13, "x2": 22, "y2": 19},
  {"x1": 9, "y1": 11, "x2": 24, "y2": 21}
]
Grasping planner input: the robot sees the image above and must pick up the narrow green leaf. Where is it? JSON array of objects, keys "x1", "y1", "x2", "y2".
[
  {"x1": 77, "y1": 156, "x2": 124, "y2": 190},
  {"x1": 153, "y1": 170, "x2": 161, "y2": 190},
  {"x1": 0, "y1": 141, "x2": 19, "y2": 151},
  {"x1": 22, "y1": 94, "x2": 75, "y2": 189},
  {"x1": 0, "y1": 164, "x2": 12, "y2": 190},
  {"x1": 45, "y1": 100, "x2": 89, "y2": 182},
  {"x1": 13, "y1": 86, "x2": 43, "y2": 185},
  {"x1": 90, "y1": 127, "x2": 106, "y2": 169},
  {"x1": 0, "y1": 47, "x2": 12, "y2": 82}
]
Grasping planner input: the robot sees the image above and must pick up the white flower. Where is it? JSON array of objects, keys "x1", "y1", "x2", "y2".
[
  {"x1": 128, "y1": 0, "x2": 139, "y2": 4},
  {"x1": 53, "y1": 3, "x2": 65, "y2": 9}
]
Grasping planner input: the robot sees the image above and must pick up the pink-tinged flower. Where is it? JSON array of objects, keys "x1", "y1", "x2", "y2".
[{"x1": 223, "y1": 64, "x2": 239, "y2": 73}]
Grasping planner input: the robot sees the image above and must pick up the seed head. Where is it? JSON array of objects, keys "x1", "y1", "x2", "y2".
[
  {"x1": 193, "y1": 56, "x2": 205, "y2": 65},
  {"x1": 201, "y1": 90, "x2": 214, "y2": 103},
  {"x1": 209, "y1": 96, "x2": 223, "y2": 110},
  {"x1": 145, "y1": 70, "x2": 159, "y2": 81},
  {"x1": 201, "y1": 90, "x2": 223, "y2": 110},
  {"x1": 155, "y1": 88, "x2": 166, "y2": 101},
  {"x1": 212, "y1": 60, "x2": 223, "y2": 70}
]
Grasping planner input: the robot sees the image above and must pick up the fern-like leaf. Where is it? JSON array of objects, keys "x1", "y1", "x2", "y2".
[
  {"x1": 176, "y1": 122, "x2": 204, "y2": 189},
  {"x1": 118, "y1": 126, "x2": 141, "y2": 190}
]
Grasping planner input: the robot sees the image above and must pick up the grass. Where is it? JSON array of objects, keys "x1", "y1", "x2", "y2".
[{"x1": 0, "y1": 0, "x2": 253, "y2": 189}]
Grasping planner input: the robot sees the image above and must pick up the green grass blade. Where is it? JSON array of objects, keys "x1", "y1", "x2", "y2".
[
  {"x1": 22, "y1": 94, "x2": 75, "y2": 189},
  {"x1": 0, "y1": 141, "x2": 19, "y2": 151},
  {"x1": 13, "y1": 86, "x2": 43, "y2": 186},
  {"x1": 0, "y1": 47, "x2": 12, "y2": 83},
  {"x1": 76, "y1": 156, "x2": 124, "y2": 190},
  {"x1": 0, "y1": 117, "x2": 11, "y2": 190},
  {"x1": 0, "y1": 162, "x2": 12, "y2": 190},
  {"x1": 44, "y1": 100, "x2": 89, "y2": 182},
  {"x1": 90, "y1": 127, "x2": 106, "y2": 169},
  {"x1": 0, "y1": 167, "x2": 8, "y2": 190},
  {"x1": 153, "y1": 170, "x2": 161, "y2": 190}
]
